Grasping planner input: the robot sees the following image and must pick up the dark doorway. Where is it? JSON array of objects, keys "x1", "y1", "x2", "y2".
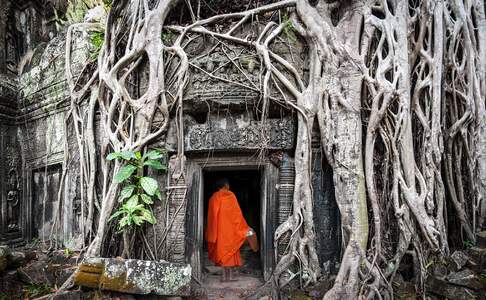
[{"x1": 202, "y1": 169, "x2": 263, "y2": 278}]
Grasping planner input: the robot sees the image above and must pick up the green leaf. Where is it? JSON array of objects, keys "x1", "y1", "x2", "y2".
[
  {"x1": 155, "y1": 189, "x2": 162, "y2": 200},
  {"x1": 132, "y1": 215, "x2": 144, "y2": 226},
  {"x1": 124, "y1": 194, "x2": 139, "y2": 211},
  {"x1": 141, "y1": 210, "x2": 156, "y2": 224},
  {"x1": 118, "y1": 215, "x2": 131, "y2": 229},
  {"x1": 107, "y1": 151, "x2": 137, "y2": 161},
  {"x1": 140, "y1": 177, "x2": 158, "y2": 196},
  {"x1": 120, "y1": 151, "x2": 137, "y2": 160},
  {"x1": 119, "y1": 185, "x2": 135, "y2": 201},
  {"x1": 106, "y1": 152, "x2": 122, "y2": 161},
  {"x1": 144, "y1": 150, "x2": 163, "y2": 160},
  {"x1": 140, "y1": 194, "x2": 153, "y2": 205},
  {"x1": 133, "y1": 204, "x2": 145, "y2": 212},
  {"x1": 143, "y1": 159, "x2": 166, "y2": 170},
  {"x1": 109, "y1": 210, "x2": 124, "y2": 222},
  {"x1": 114, "y1": 165, "x2": 137, "y2": 183}
]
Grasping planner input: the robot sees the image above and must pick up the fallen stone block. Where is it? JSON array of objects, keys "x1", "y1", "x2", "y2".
[
  {"x1": 0, "y1": 269, "x2": 24, "y2": 299},
  {"x1": 0, "y1": 247, "x2": 36, "y2": 273},
  {"x1": 448, "y1": 250, "x2": 469, "y2": 271},
  {"x1": 0, "y1": 246, "x2": 9, "y2": 272},
  {"x1": 74, "y1": 257, "x2": 191, "y2": 296},
  {"x1": 446, "y1": 269, "x2": 485, "y2": 290},
  {"x1": 467, "y1": 247, "x2": 486, "y2": 271},
  {"x1": 426, "y1": 276, "x2": 477, "y2": 300},
  {"x1": 8, "y1": 250, "x2": 36, "y2": 269},
  {"x1": 17, "y1": 260, "x2": 56, "y2": 285},
  {"x1": 430, "y1": 262, "x2": 449, "y2": 279},
  {"x1": 476, "y1": 231, "x2": 486, "y2": 248}
]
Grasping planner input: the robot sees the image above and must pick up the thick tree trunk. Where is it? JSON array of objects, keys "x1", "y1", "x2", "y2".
[
  {"x1": 320, "y1": 64, "x2": 368, "y2": 299},
  {"x1": 475, "y1": 2, "x2": 486, "y2": 229}
]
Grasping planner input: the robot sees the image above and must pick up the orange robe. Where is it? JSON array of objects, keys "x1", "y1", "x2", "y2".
[{"x1": 205, "y1": 188, "x2": 250, "y2": 267}]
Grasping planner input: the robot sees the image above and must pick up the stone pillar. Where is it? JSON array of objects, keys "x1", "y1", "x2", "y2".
[
  {"x1": 166, "y1": 156, "x2": 188, "y2": 263},
  {"x1": 276, "y1": 153, "x2": 294, "y2": 258}
]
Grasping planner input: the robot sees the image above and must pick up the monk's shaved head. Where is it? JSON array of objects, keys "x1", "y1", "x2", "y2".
[{"x1": 215, "y1": 178, "x2": 230, "y2": 190}]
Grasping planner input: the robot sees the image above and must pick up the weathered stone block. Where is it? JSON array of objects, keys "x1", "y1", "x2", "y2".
[
  {"x1": 467, "y1": 247, "x2": 486, "y2": 271},
  {"x1": 430, "y1": 262, "x2": 449, "y2": 279},
  {"x1": 448, "y1": 250, "x2": 469, "y2": 271},
  {"x1": 426, "y1": 276, "x2": 477, "y2": 300},
  {"x1": 0, "y1": 269, "x2": 23, "y2": 299},
  {"x1": 7, "y1": 250, "x2": 36, "y2": 269},
  {"x1": 74, "y1": 257, "x2": 191, "y2": 296},
  {"x1": 446, "y1": 269, "x2": 485, "y2": 290},
  {"x1": 0, "y1": 246, "x2": 10, "y2": 272},
  {"x1": 17, "y1": 259, "x2": 55, "y2": 285},
  {"x1": 476, "y1": 231, "x2": 486, "y2": 248}
]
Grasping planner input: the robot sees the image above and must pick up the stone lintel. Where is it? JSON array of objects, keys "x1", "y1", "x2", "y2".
[{"x1": 183, "y1": 117, "x2": 295, "y2": 152}]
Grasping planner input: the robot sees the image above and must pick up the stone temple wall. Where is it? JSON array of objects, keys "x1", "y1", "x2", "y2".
[
  {"x1": 0, "y1": 27, "x2": 92, "y2": 247},
  {"x1": 0, "y1": 74, "x2": 23, "y2": 245},
  {"x1": 18, "y1": 31, "x2": 93, "y2": 248}
]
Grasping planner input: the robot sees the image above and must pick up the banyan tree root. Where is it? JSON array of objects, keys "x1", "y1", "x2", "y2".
[{"x1": 59, "y1": 0, "x2": 486, "y2": 298}]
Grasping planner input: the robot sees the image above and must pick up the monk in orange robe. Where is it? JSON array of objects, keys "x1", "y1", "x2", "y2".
[{"x1": 205, "y1": 178, "x2": 254, "y2": 281}]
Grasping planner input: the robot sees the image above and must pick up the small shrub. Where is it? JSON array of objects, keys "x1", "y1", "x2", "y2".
[
  {"x1": 63, "y1": 248, "x2": 74, "y2": 256},
  {"x1": 89, "y1": 31, "x2": 105, "y2": 60},
  {"x1": 463, "y1": 239, "x2": 475, "y2": 249},
  {"x1": 282, "y1": 13, "x2": 297, "y2": 43},
  {"x1": 107, "y1": 149, "x2": 167, "y2": 231}
]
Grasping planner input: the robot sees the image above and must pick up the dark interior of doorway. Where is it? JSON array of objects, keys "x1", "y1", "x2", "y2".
[{"x1": 202, "y1": 169, "x2": 262, "y2": 277}]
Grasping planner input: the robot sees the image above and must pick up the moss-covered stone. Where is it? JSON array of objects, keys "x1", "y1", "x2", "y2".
[{"x1": 74, "y1": 257, "x2": 191, "y2": 296}]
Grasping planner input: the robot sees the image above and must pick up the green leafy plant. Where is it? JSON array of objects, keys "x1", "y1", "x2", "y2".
[
  {"x1": 161, "y1": 30, "x2": 174, "y2": 45},
  {"x1": 24, "y1": 283, "x2": 51, "y2": 298},
  {"x1": 63, "y1": 247, "x2": 74, "y2": 256},
  {"x1": 29, "y1": 237, "x2": 40, "y2": 246},
  {"x1": 463, "y1": 239, "x2": 475, "y2": 249},
  {"x1": 107, "y1": 149, "x2": 166, "y2": 230},
  {"x1": 282, "y1": 13, "x2": 297, "y2": 43},
  {"x1": 89, "y1": 31, "x2": 104, "y2": 60},
  {"x1": 103, "y1": 0, "x2": 112, "y2": 10}
]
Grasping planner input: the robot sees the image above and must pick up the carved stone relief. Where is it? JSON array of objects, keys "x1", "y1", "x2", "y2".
[
  {"x1": 0, "y1": 127, "x2": 23, "y2": 244},
  {"x1": 185, "y1": 118, "x2": 294, "y2": 151},
  {"x1": 6, "y1": 169, "x2": 20, "y2": 232}
]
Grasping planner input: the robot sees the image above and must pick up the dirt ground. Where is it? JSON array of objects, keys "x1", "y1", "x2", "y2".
[{"x1": 201, "y1": 245, "x2": 264, "y2": 300}]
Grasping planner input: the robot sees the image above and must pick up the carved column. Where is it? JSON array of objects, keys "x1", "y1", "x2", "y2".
[
  {"x1": 276, "y1": 153, "x2": 295, "y2": 258},
  {"x1": 166, "y1": 156, "x2": 188, "y2": 263}
]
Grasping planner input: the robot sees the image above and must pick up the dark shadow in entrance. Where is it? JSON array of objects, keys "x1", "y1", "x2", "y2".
[{"x1": 202, "y1": 169, "x2": 263, "y2": 278}]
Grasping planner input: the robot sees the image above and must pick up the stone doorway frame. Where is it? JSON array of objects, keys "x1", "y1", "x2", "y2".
[{"x1": 185, "y1": 154, "x2": 279, "y2": 281}]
